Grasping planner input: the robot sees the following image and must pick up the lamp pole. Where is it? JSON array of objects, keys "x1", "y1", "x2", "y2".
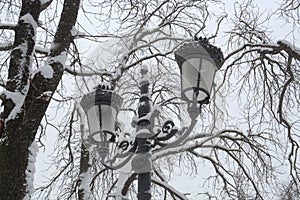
[{"x1": 134, "y1": 66, "x2": 152, "y2": 200}]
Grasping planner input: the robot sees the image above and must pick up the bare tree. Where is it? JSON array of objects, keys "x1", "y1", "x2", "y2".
[
  {"x1": 0, "y1": 0, "x2": 299, "y2": 199},
  {"x1": 0, "y1": 0, "x2": 81, "y2": 199}
]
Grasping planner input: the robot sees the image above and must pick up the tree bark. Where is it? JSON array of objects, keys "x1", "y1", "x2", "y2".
[{"x1": 0, "y1": 0, "x2": 81, "y2": 199}]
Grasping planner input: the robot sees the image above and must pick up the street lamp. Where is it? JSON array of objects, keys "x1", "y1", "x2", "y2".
[
  {"x1": 80, "y1": 38, "x2": 223, "y2": 200},
  {"x1": 80, "y1": 85, "x2": 123, "y2": 160},
  {"x1": 175, "y1": 38, "x2": 224, "y2": 105}
]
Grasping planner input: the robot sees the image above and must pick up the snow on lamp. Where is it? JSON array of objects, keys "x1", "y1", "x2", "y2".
[
  {"x1": 80, "y1": 84, "x2": 123, "y2": 159},
  {"x1": 175, "y1": 38, "x2": 224, "y2": 104}
]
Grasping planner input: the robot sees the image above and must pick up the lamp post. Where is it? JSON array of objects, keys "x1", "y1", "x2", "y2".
[{"x1": 80, "y1": 38, "x2": 224, "y2": 200}]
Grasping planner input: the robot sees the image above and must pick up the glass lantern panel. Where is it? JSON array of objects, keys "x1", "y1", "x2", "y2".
[
  {"x1": 199, "y1": 59, "x2": 216, "y2": 96},
  {"x1": 181, "y1": 58, "x2": 204, "y2": 102},
  {"x1": 100, "y1": 105, "x2": 117, "y2": 134},
  {"x1": 86, "y1": 106, "x2": 101, "y2": 137},
  {"x1": 181, "y1": 58, "x2": 217, "y2": 102}
]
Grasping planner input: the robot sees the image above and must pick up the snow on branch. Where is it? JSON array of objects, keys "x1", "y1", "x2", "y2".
[
  {"x1": 20, "y1": 13, "x2": 38, "y2": 30},
  {"x1": 70, "y1": 26, "x2": 86, "y2": 39},
  {"x1": 225, "y1": 40, "x2": 300, "y2": 62},
  {"x1": 35, "y1": 65, "x2": 54, "y2": 79},
  {"x1": 34, "y1": 45, "x2": 50, "y2": 55},
  {"x1": 277, "y1": 40, "x2": 300, "y2": 59},
  {"x1": 152, "y1": 128, "x2": 254, "y2": 160},
  {"x1": 34, "y1": 51, "x2": 67, "y2": 79},
  {"x1": 64, "y1": 65, "x2": 112, "y2": 77},
  {"x1": 0, "y1": 90, "x2": 27, "y2": 120},
  {"x1": 151, "y1": 177, "x2": 189, "y2": 200},
  {"x1": 0, "y1": 23, "x2": 16, "y2": 30},
  {"x1": 0, "y1": 42, "x2": 14, "y2": 51}
]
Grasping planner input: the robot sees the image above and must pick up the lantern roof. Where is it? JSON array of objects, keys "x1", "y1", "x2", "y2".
[
  {"x1": 80, "y1": 84, "x2": 123, "y2": 111},
  {"x1": 175, "y1": 38, "x2": 224, "y2": 69}
]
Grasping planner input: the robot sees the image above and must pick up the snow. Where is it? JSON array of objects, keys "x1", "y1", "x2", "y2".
[
  {"x1": 113, "y1": 171, "x2": 131, "y2": 200},
  {"x1": 39, "y1": 0, "x2": 52, "y2": 5},
  {"x1": 37, "y1": 64, "x2": 54, "y2": 79},
  {"x1": 278, "y1": 39, "x2": 300, "y2": 54},
  {"x1": 34, "y1": 45, "x2": 50, "y2": 55},
  {"x1": 51, "y1": 51, "x2": 67, "y2": 64},
  {"x1": 70, "y1": 26, "x2": 85, "y2": 38},
  {"x1": 41, "y1": 91, "x2": 53, "y2": 97},
  {"x1": 109, "y1": 158, "x2": 132, "y2": 199},
  {"x1": 33, "y1": 51, "x2": 67, "y2": 79},
  {"x1": 0, "y1": 23, "x2": 16, "y2": 28},
  {"x1": 70, "y1": 26, "x2": 81, "y2": 37},
  {"x1": 36, "y1": 91, "x2": 53, "y2": 102},
  {"x1": 78, "y1": 169, "x2": 92, "y2": 199},
  {"x1": 23, "y1": 140, "x2": 39, "y2": 200},
  {"x1": 1, "y1": 90, "x2": 26, "y2": 120},
  {"x1": 152, "y1": 177, "x2": 189, "y2": 200},
  {"x1": 20, "y1": 13, "x2": 38, "y2": 30}
]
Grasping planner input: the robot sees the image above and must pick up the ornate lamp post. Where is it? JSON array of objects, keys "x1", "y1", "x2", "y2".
[{"x1": 80, "y1": 38, "x2": 224, "y2": 200}]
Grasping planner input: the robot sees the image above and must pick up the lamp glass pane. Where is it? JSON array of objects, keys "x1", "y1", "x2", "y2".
[
  {"x1": 100, "y1": 105, "x2": 117, "y2": 134},
  {"x1": 86, "y1": 106, "x2": 101, "y2": 141},
  {"x1": 181, "y1": 58, "x2": 205, "y2": 102},
  {"x1": 181, "y1": 57, "x2": 217, "y2": 102},
  {"x1": 199, "y1": 59, "x2": 216, "y2": 95}
]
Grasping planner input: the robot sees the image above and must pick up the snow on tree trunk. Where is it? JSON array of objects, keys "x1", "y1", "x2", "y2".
[
  {"x1": 23, "y1": 140, "x2": 39, "y2": 200},
  {"x1": 0, "y1": 1, "x2": 41, "y2": 199},
  {"x1": 78, "y1": 144, "x2": 91, "y2": 200},
  {"x1": 0, "y1": 0, "x2": 81, "y2": 199}
]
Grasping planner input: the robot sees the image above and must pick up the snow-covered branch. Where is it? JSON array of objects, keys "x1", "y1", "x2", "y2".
[
  {"x1": 0, "y1": 43, "x2": 14, "y2": 51},
  {"x1": 0, "y1": 23, "x2": 16, "y2": 30},
  {"x1": 152, "y1": 177, "x2": 189, "y2": 200}
]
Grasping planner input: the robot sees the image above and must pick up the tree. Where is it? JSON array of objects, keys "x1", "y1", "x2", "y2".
[
  {"x1": 0, "y1": 0, "x2": 299, "y2": 199},
  {"x1": 0, "y1": 0, "x2": 81, "y2": 199}
]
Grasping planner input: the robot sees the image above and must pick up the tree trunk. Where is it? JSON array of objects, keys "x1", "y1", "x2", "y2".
[
  {"x1": 0, "y1": 0, "x2": 81, "y2": 199},
  {"x1": 0, "y1": 1, "x2": 41, "y2": 199}
]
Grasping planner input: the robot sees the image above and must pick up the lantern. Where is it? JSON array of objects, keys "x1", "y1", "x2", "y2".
[
  {"x1": 175, "y1": 38, "x2": 224, "y2": 104},
  {"x1": 80, "y1": 85, "x2": 123, "y2": 157}
]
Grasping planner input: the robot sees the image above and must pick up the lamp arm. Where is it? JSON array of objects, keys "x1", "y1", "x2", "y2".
[
  {"x1": 153, "y1": 112, "x2": 198, "y2": 152},
  {"x1": 102, "y1": 151, "x2": 135, "y2": 170},
  {"x1": 100, "y1": 138, "x2": 137, "y2": 170}
]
